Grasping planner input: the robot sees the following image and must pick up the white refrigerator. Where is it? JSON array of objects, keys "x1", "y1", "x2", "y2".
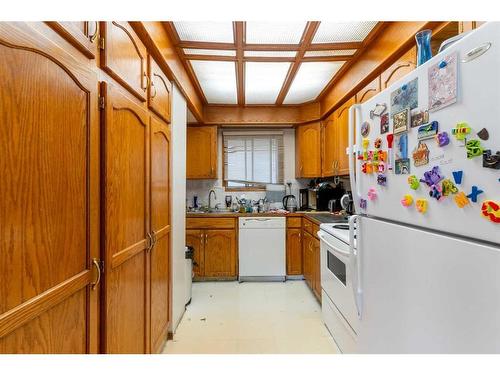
[{"x1": 347, "y1": 22, "x2": 500, "y2": 353}]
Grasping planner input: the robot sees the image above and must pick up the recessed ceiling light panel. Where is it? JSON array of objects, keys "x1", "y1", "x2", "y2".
[{"x1": 190, "y1": 60, "x2": 238, "y2": 104}]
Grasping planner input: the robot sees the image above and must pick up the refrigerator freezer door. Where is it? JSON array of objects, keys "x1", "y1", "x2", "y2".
[
  {"x1": 351, "y1": 22, "x2": 500, "y2": 245},
  {"x1": 355, "y1": 217, "x2": 500, "y2": 353}
]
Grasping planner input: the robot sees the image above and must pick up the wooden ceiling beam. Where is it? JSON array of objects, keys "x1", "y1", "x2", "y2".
[
  {"x1": 164, "y1": 21, "x2": 208, "y2": 105},
  {"x1": 177, "y1": 41, "x2": 236, "y2": 50},
  {"x1": 234, "y1": 21, "x2": 245, "y2": 105},
  {"x1": 275, "y1": 21, "x2": 320, "y2": 105}
]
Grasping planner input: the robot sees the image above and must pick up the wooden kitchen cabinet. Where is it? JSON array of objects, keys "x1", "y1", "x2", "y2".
[
  {"x1": 204, "y1": 230, "x2": 237, "y2": 277},
  {"x1": 286, "y1": 228, "x2": 303, "y2": 275},
  {"x1": 46, "y1": 21, "x2": 99, "y2": 58},
  {"x1": 313, "y1": 238, "x2": 321, "y2": 302},
  {"x1": 186, "y1": 218, "x2": 237, "y2": 280},
  {"x1": 334, "y1": 97, "x2": 356, "y2": 176},
  {"x1": 186, "y1": 229, "x2": 205, "y2": 278},
  {"x1": 100, "y1": 21, "x2": 147, "y2": 101},
  {"x1": 302, "y1": 231, "x2": 315, "y2": 290},
  {"x1": 296, "y1": 122, "x2": 322, "y2": 178},
  {"x1": 149, "y1": 116, "x2": 171, "y2": 353},
  {"x1": 381, "y1": 47, "x2": 417, "y2": 90},
  {"x1": 356, "y1": 77, "x2": 381, "y2": 104},
  {"x1": 0, "y1": 23, "x2": 100, "y2": 353},
  {"x1": 101, "y1": 82, "x2": 150, "y2": 353},
  {"x1": 186, "y1": 126, "x2": 218, "y2": 179},
  {"x1": 321, "y1": 116, "x2": 336, "y2": 177},
  {"x1": 148, "y1": 55, "x2": 172, "y2": 124}
]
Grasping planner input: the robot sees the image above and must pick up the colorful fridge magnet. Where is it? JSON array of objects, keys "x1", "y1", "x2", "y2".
[
  {"x1": 386, "y1": 134, "x2": 394, "y2": 171},
  {"x1": 483, "y1": 150, "x2": 500, "y2": 169},
  {"x1": 467, "y1": 185, "x2": 484, "y2": 203},
  {"x1": 370, "y1": 103, "x2": 387, "y2": 119},
  {"x1": 481, "y1": 200, "x2": 500, "y2": 223},
  {"x1": 360, "y1": 198, "x2": 367, "y2": 210},
  {"x1": 466, "y1": 139, "x2": 483, "y2": 159},
  {"x1": 410, "y1": 110, "x2": 429, "y2": 128},
  {"x1": 401, "y1": 194, "x2": 413, "y2": 207},
  {"x1": 435, "y1": 131, "x2": 450, "y2": 147},
  {"x1": 361, "y1": 121, "x2": 371, "y2": 137},
  {"x1": 417, "y1": 121, "x2": 439, "y2": 140},
  {"x1": 408, "y1": 175, "x2": 420, "y2": 190},
  {"x1": 441, "y1": 179, "x2": 458, "y2": 196},
  {"x1": 377, "y1": 162, "x2": 386, "y2": 173},
  {"x1": 451, "y1": 122, "x2": 471, "y2": 141},
  {"x1": 428, "y1": 52, "x2": 458, "y2": 112},
  {"x1": 380, "y1": 113, "x2": 389, "y2": 134},
  {"x1": 390, "y1": 78, "x2": 418, "y2": 115},
  {"x1": 477, "y1": 128, "x2": 489, "y2": 141},
  {"x1": 412, "y1": 142, "x2": 430, "y2": 167},
  {"x1": 374, "y1": 137, "x2": 382, "y2": 149},
  {"x1": 395, "y1": 158, "x2": 410, "y2": 175},
  {"x1": 420, "y1": 166, "x2": 443, "y2": 187},
  {"x1": 367, "y1": 188, "x2": 377, "y2": 201},
  {"x1": 452, "y1": 170, "x2": 463, "y2": 185},
  {"x1": 454, "y1": 191, "x2": 470, "y2": 208},
  {"x1": 392, "y1": 108, "x2": 410, "y2": 135},
  {"x1": 395, "y1": 133, "x2": 408, "y2": 160},
  {"x1": 429, "y1": 184, "x2": 444, "y2": 201},
  {"x1": 416, "y1": 198, "x2": 428, "y2": 213},
  {"x1": 377, "y1": 174, "x2": 387, "y2": 186}
]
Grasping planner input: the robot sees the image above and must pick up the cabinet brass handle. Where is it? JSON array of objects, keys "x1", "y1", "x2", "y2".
[
  {"x1": 91, "y1": 258, "x2": 101, "y2": 290},
  {"x1": 147, "y1": 232, "x2": 153, "y2": 252},
  {"x1": 143, "y1": 73, "x2": 150, "y2": 91}
]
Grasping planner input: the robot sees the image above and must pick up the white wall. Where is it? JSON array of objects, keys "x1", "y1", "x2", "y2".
[
  {"x1": 186, "y1": 128, "x2": 309, "y2": 208},
  {"x1": 171, "y1": 84, "x2": 187, "y2": 332}
]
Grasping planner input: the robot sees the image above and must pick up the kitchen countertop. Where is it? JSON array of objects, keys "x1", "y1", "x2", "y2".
[{"x1": 186, "y1": 210, "x2": 347, "y2": 224}]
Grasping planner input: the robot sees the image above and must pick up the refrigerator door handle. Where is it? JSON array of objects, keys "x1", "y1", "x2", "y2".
[
  {"x1": 349, "y1": 214, "x2": 363, "y2": 319},
  {"x1": 348, "y1": 104, "x2": 362, "y2": 207}
]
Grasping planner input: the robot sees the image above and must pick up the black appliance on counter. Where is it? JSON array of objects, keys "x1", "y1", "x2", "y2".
[
  {"x1": 307, "y1": 182, "x2": 345, "y2": 211},
  {"x1": 299, "y1": 188, "x2": 309, "y2": 210}
]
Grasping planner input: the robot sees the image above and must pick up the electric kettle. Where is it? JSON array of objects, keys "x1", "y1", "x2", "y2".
[{"x1": 282, "y1": 195, "x2": 297, "y2": 212}]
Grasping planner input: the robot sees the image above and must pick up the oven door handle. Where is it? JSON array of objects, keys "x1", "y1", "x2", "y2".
[
  {"x1": 317, "y1": 231, "x2": 351, "y2": 258},
  {"x1": 349, "y1": 214, "x2": 362, "y2": 319}
]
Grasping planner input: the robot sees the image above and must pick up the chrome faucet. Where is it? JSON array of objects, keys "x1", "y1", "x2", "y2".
[{"x1": 208, "y1": 189, "x2": 217, "y2": 211}]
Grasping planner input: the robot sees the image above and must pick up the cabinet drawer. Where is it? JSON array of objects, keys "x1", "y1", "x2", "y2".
[
  {"x1": 186, "y1": 217, "x2": 236, "y2": 229},
  {"x1": 287, "y1": 217, "x2": 302, "y2": 228},
  {"x1": 303, "y1": 218, "x2": 320, "y2": 238}
]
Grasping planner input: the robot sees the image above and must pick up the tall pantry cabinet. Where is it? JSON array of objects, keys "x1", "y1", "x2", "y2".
[{"x1": 0, "y1": 22, "x2": 172, "y2": 354}]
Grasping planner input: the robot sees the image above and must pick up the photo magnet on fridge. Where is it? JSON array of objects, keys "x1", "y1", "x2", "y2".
[
  {"x1": 411, "y1": 110, "x2": 429, "y2": 128},
  {"x1": 380, "y1": 113, "x2": 389, "y2": 134},
  {"x1": 395, "y1": 158, "x2": 411, "y2": 175},
  {"x1": 390, "y1": 77, "x2": 418, "y2": 115},
  {"x1": 392, "y1": 108, "x2": 410, "y2": 134},
  {"x1": 428, "y1": 52, "x2": 458, "y2": 112},
  {"x1": 394, "y1": 133, "x2": 408, "y2": 160}
]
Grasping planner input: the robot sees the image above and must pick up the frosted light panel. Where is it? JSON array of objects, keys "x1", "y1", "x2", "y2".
[
  {"x1": 245, "y1": 62, "x2": 291, "y2": 104},
  {"x1": 246, "y1": 22, "x2": 308, "y2": 44},
  {"x1": 304, "y1": 50, "x2": 357, "y2": 57},
  {"x1": 190, "y1": 60, "x2": 237, "y2": 104},
  {"x1": 312, "y1": 22, "x2": 378, "y2": 43},
  {"x1": 183, "y1": 48, "x2": 236, "y2": 56},
  {"x1": 244, "y1": 50, "x2": 297, "y2": 58},
  {"x1": 284, "y1": 62, "x2": 344, "y2": 104},
  {"x1": 174, "y1": 22, "x2": 234, "y2": 43}
]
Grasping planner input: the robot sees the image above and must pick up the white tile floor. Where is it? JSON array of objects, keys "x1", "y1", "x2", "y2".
[{"x1": 163, "y1": 280, "x2": 339, "y2": 354}]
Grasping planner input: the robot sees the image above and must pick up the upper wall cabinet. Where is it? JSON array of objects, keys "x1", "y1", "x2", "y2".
[
  {"x1": 334, "y1": 97, "x2": 355, "y2": 176},
  {"x1": 356, "y1": 77, "x2": 381, "y2": 104},
  {"x1": 46, "y1": 21, "x2": 99, "y2": 59},
  {"x1": 321, "y1": 117, "x2": 336, "y2": 177},
  {"x1": 186, "y1": 126, "x2": 218, "y2": 179},
  {"x1": 148, "y1": 56, "x2": 172, "y2": 124},
  {"x1": 381, "y1": 47, "x2": 416, "y2": 90},
  {"x1": 100, "y1": 21, "x2": 147, "y2": 101},
  {"x1": 296, "y1": 122, "x2": 322, "y2": 178}
]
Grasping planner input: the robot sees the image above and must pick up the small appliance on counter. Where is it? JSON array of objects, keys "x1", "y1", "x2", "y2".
[
  {"x1": 282, "y1": 182, "x2": 297, "y2": 212},
  {"x1": 299, "y1": 188, "x2": 309, "y2": 210},
  {"x1": 308, "y1": 182, "x2": 345, "y2": 211}
]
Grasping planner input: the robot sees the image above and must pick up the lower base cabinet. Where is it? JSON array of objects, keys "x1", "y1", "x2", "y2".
[
  {"x1": 186, "y1": 218, "x2": 237, "y2": 280},
  {"x1": 302, "y1": 219, "x2": 321, "y2": 303}
]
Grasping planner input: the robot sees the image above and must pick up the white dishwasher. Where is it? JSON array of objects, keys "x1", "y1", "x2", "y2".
[{"x1": 238, "y1": 217, "x2": 286, "y2": 282}]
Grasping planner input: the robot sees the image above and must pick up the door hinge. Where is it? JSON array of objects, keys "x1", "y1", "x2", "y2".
[
  {"x1": 98, "y1": 96, "x2": 105, "y2": 110},
  {"x1": 98, "y1": 37, "x2": 105, "y2": 50}
]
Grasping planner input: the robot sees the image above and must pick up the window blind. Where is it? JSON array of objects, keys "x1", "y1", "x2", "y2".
[{"x1": 223, "y1": 131, "x2": 284, "y2": 188}]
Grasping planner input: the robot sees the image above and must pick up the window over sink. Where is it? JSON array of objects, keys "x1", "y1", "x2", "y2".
[{"x1": 223, "y1": 131, "x2": 284, "y2": 190}]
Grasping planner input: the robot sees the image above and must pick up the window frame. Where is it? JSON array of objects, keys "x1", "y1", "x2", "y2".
[{"x1": 222, "y1": 131, "x2": 284, "y2": 192}]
